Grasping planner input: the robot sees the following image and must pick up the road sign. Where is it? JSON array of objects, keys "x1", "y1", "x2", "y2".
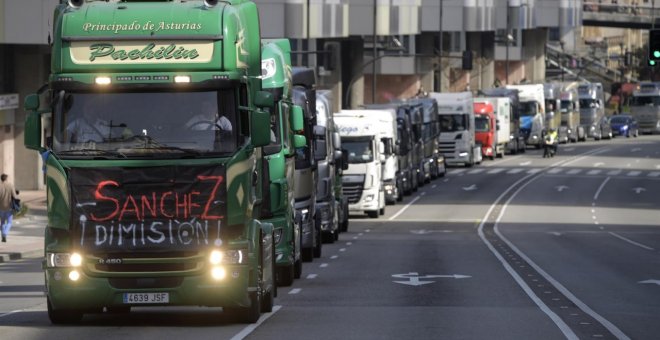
[
  {"x1": 392, "y1": 272, "x2": 471, "y2": 286},
  {"x1": 0, "y1": 94, "x2": 19, "y2": 111}
]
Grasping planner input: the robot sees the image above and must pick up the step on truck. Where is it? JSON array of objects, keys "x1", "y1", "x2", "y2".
[
  {"x1": 505, "y1": 84, "x2": 546, "y2": 148},
  {"x1": 261, "y1": 40, "x2": 307, "y2": 285},
  {"x1": 429, "y1": 92, "x2": 481, "y2": 167},
  {"x1": 334, "y1": 110, "x2": 387, "y2": 218},
  {"x1": 24, "y1": 0, "x2": 276, "y2": 324},
  {"x1": 291, "y1": 67, "x2": 321, "y2": 261},
  {"x1": 478, "y1": 88, "x2": 526, "y2": 154},
  {"x1": 473, "y1": 97, "x2": 511, "y2": 160},
  {"x1": 314, "y1": 90, "x2": 345, "y2": 242}
]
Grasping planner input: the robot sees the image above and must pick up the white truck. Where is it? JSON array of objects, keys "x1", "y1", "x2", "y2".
[
  {"x1": 334, "y1": 110, "x2": 387, "y2": 218},
  {"x1": 506, "y1": 84, "x2": 546, "y2": 148},
  {"x1": 630, "y1": 82, "x2": 660, "y2": 134},
  {"x1": 429, "y1": 92, "x2": 482, "y2": 167},
  {"x1": 473, "y1": 96, "x2": 511, "y2": 159}
]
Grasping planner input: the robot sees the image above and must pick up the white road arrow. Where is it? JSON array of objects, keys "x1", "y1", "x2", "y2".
[
  {"x1": 392, "y1": 272, "x2": 471, "y2": 286},
  {"x1": 520, "y1": 161, "x2": 531, "y2": 166},
  {"x1": 594, "y1": 162, "x2": 604, "y2": 167},
  {"x1": 633, "y1": 187, "x2": 646, "y2": 194},
  {"x1": 555, "y1": 185, "x2": 569, "y2": 192},
  {"x1": 463, "y1": 184, "x2": 477, "y2": 191},
  {"x1": 638, "y1": 279, "x2": 660, "y2": 286}
]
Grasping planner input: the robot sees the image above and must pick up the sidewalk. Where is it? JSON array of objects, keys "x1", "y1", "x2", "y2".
[{"x1": 0, "y1": 190, "x2": 47, "y2": 263}]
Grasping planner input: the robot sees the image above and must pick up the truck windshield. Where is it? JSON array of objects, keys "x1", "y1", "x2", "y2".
[
  {"x1": 579, "y1": 99, "x2": 599, "y2": 109},
  {"x1": 630, "y1": 96, "x2": 660, "y2": 106},
  {"x1": 519, "y1": 101, "x2": 538, "y2": 116},
  {"x1": 342, "y1": 138, "x2": 373, "y2": 163},
  {"x1": 560, "y1": 100, "x2": 573, "y2": 113},
  {"x1": 475, "y1": 116, "x2": 490, "y2": 132},
  {"x1": 52, "y1": 89, "x2": 238, "y2": 158},
  {"x1": 439, "y1": 114, "x2": 468, "y2": 132}
]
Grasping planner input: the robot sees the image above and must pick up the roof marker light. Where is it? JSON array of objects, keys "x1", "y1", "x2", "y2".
[{"x1": 95, "y1": 76, "x2": 111, "y2": 85}]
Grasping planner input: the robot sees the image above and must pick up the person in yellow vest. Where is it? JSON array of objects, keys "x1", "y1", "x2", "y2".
[{"x1": 543, "y1": 129, "x2": 558, "y2": 158}]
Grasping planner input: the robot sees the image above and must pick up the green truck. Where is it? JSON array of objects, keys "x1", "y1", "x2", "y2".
[
  {"x1": 24, "y1": 0, "x2": 276, "y2": 324},
  {"x1": 261, "y1": 39, "x2": 306, "y2": 286}
]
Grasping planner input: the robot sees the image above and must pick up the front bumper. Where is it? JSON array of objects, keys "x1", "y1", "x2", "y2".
[{"x1": 348, "y1": 186, "x2": 380, "y2": 214}]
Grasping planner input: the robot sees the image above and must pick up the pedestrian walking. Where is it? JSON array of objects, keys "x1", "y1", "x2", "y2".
[{"x1": 0, "y1": 173, "x2": 19, "y2": 242}]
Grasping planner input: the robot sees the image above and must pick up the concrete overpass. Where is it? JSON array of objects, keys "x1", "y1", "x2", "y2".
[{"x1": 583, "y1": 2, "x2": 660, "y2": 29}]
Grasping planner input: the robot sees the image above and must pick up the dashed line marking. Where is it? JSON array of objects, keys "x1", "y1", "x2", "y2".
[
  {"x1": 346, "y1": 242, "x2": 352, "y2": 246},
  {"x1": 306, "y1": 274, "x2": 317, "y2": 279},
  {"x1": 288, "y1": 288, "x2": 302, "y2": 294},
  {"x1": 627, "y1": 171, "x2": 641, "y2": 177},
  {"x1": 352, "y1": 236, "x2": 358, "y2": 240},
  {"x1": 339, "y1": 248, "x2": 346, "y2": 252},
  {"x1": 330, "y1": 255, "x2": 338, "y2": 260},
  {"x1": 320, "y1": 263, "x2": 328, "y2": 268},
  {"x1": 431, "y1": 184, "x2": 437, "y2": 188}
]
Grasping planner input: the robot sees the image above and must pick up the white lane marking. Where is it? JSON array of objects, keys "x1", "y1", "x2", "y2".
[
  {"x1": 352, "y1": 236, "x2": 358, "y2": 240},
  {"x1": 0, "y1": 310, "x2": 23, "y2": 319},
  {"x1": 468, "y1": 168, "x2": 485, "y2": 174},
  {"x1": 358, "y1": 233, "x2": 364, "y2": 236},
  {"x1": 476, "y1": 175, "x2": 580, "y2": 340},
  {"x1": 388, "y1": 195, "x2": 421, "y2": 221},
  {"x1": 527, "y1": 169, "x2": 542, "y2": 174},
  {"x1": 288, "y1": 288, "x2": 302, "y2": 294},
  {"x1": 627, "y1": 171, "x2": 641, "y2": 177},
  {"x1": 487, "y1": 168, "x2": 505, "y2": 174},
  {"x1": 507, "y1": 168, "x2": 524, "y2": 174},
  {"x1": 365, "y1": 229, "x2": 371, "y2": 233},
  {"x1": 520, "y1": 161, "x2": 532, "y2": 166},
  {"x1": 432, "y1": 184, "x2": 437, "y2": 188},
  {"x1": 548, "y1": 168, "x2": 562, "y2": 174},
  {"x1": 320, "y1": 263, "x2": 328, "y2": 268},
  {"x1": 339, "y1": 248, "x2": 346, "y2": 252},
  {"x1": 478, "y1": 151, "x2": 630, "y2": 340},
  {"x1": 609, "y1": 232, "x2": 655, "y2": 251},
  {"x1": 648, "y1": 172, "x2": 660, "y2": 177},
  {"x1": 449, "y1": 169, "x2": 466, "y2": 175},
  {"x1": 330, "y1": 255, "x2": 339, "y2": 259},
  {"x1": 593, "y1": 177, "x2": 611, "y2": 202},
  {"x1": 420, "y1": 192, "x2": 426, "y2": 196},
  {"x1": 346, "y1": 242, "x2": 352, "y2": 246},
  {"x1": 587, "y1": 170, "x2": 602, "y2": 175},
  {"x1": 566, "y1": 169, "x2": 582, "y2": 175},
  {"x1": 306, "y1": 274, "x2": 318, "y2": 279},
  {"x1": 607, "y1": 170, "x2": 621, "y2": 176},
  {"x1": 230, "y1": 305, "x2": 282, "y2": 340},
  {"x1": 591, "y1": 209, "x2": 596, "y2": 213}
]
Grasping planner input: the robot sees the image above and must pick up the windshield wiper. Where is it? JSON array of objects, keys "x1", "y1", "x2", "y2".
[
  {"x1": 126, "y1": 145, "x2": 204, "y2": 156},
  {"x1": 57, "y1": 149, "x2": 127, "y2": 158}
]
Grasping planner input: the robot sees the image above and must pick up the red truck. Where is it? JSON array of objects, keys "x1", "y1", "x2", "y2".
[{"x1": 474, "y1": 101, "x2": 500, "y2": 160}]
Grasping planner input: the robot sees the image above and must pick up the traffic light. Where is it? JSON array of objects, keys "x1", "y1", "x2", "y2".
[
  {"x1": 648, "y1": 29, "x2": 660, "y2": 64},
  {"x1": 462, "y1": 50, "x2": 473, "y2": 70}
]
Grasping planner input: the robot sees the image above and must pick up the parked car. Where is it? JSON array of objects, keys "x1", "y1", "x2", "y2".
[{"x1": 609, "y1": 114, "x2": 639, "y2": 138}]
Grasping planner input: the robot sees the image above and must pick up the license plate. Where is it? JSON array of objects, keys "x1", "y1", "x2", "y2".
[{"x1": 123, "y1": 292, "x2": 169, "y2": 304}]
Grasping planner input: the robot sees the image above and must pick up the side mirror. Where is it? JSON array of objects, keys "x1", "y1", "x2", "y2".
[
  {"x1": 314, "y1": 139, "x2": 327, "y2": 161},
  {"x1": 251, "y1": 110, "x2": 271, "y2": 147},
  {"x1": 254, "y1": 91, "x2": 274, "y2": 109},
  {"x1": 378, "y1": 141, "x2": 385, "y2": 155},
  {"x1": 291, "y1": 105, "x2": 304, "y2": 132},
  {"x1": 313, "y1": 125, "x2": 326, "y2": 137},
  {"x1": 24, "y1": 94, "x2": 40, "y2": 111},
  {"x1": 293, "y1": 134, "x2": 306, "y2": 148},
  {"x1": 332, "y1": 132, "x2": 341, "y2": 149},
  {"x1": 333, "y1": 149, "x2": 342, "y2": 162},
  {"x1": 24, "y1": 111, "x2": 44, "y2": 151},
  {"x1": 341, "y1": 148, "x2": 349, "y2": 170}
]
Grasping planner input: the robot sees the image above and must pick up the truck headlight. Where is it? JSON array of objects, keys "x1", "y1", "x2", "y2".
[
  {"x1": 384, "y1": 184, "x2": 395, "y2": 191},
  {"x1": 458, "y1": 152, "x2": 468, "y2": 157},
  {"x1": 209, "y1": 249, "x2": 246, "y2": 265},
  {"x1": 364, "y1": 194, "x2": 374, "y2": 202},
  {"x1": 211, "y1": 266, "x2": 226, "y2": 280},
  {"x1": 209, "y1": 250, "x2": 223, "y2": 265},
  {"x1": 47, "y1": 252, "x2": 83, "y2": 268}
]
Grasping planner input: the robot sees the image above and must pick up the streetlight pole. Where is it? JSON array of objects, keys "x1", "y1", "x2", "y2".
[
  {"x1": 438, "y1": 0, "x2": 444, "y2": 92},
  {"x1": 505, "y1": 0, "x2": 510, "y2": 85},
  {"x1": 372, "y1": 0, "x2": 377, "y2": 104}
]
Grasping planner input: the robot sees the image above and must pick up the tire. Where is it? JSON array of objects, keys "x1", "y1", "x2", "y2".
[
  {"x1": 379, "y1": 206, "x2": 385, "y2": 215},
  {"x1": 48, "y1": 297, "x2": 83, "y2": 324},
  {"x1": 367, "y1": 210, "x2": 378, "y2": 218},
  {"x1": 293, "y1": 259, "x2": 302, "y2": 279},
  {"x1": 228, "y1": 292, "x2": 261, "y2": 323},
  {"x1": 277, "y1": 265, "x2": 294, "y2": 287},
  {"x1": 302, "y1": 247, "x2": 313, "y2": 262}
]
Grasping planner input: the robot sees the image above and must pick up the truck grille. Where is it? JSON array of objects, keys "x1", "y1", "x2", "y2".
[
  {"x1": 438, "y1": 141, "x2": 456, "y2": 159},
  {"x1": 342, "y1": 175, "x2": 365, "y2": 204},
  {"x1": 88, "y1": 251, "x2": 203, "y2": 275}
]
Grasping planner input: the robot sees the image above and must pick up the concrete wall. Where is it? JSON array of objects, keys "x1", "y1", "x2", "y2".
[{"x1": 0, "y1": 0, "x2": 57, "y2": 45}]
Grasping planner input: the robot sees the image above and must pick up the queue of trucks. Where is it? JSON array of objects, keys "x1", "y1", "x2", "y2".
[{"x1": 22, "y1": 0, "x2": 643, "y2": 327}]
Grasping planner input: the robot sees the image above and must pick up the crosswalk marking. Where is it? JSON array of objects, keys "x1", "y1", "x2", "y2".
[
  {"x1": 507, "y1": 168, "x2": 524, "y2": 174},
  {"x1": 449, "y1": 169, "x2": 467, "y2": 175},
  {"x1": 487, "y1": 168, "x2": 505, "y2": 174},
  {"x1": 548, "y1": 168, "x2": 563, "y2": 174},
  {"x1": 467, "y1": 168, "x2": 485, "y2": 174},
  {"x1": 527, "y1": 169, "x2": 542, "y2": 174},
  {"x1": 566, "y1": 169, "x2": 582, "y2": 175},
  {"x1": 649, "y1": 172, "x2": 660, "y2": 177},
  {"x1": 607, "y1": 170, "x2": 622, "y2": 176},
  {"x1": 587, "y1": 169, "x2": 602, "y2": 175},
  {"x1": 627, "y1": 171, "x2": 641, "y2": 177}
]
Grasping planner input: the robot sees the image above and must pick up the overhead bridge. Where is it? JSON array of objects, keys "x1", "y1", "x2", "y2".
[{"x1": 582, "y1": 2, "x2": 660, "y2": 29}]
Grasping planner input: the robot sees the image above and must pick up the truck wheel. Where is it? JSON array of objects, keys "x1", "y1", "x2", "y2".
[
  {"x1": 367, "y1": 210, "x2": 378, "y2": 218},
  {"x1": 277, "y1": 265, "x2": 294, "y2": 286},
  {"x1": 294, "y1": 258, "x2": 302, "y2": 279},
  {"x1": 302, "y1": 247, "x2": 313, "y2": 262},
  {"x1": 227, "y1": 292, "x2": 261, "y2": 323},
  {"x1": 340, "y1": 216, "x2": 348, "y2": 232},
  {"x1": 47, "y1": 296, "x2": 83, "y2": 324}
]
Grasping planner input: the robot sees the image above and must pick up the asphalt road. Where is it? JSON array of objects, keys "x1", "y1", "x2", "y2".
[{"x1": 1, "y1": 135, "x2": 659, "y2": 340}]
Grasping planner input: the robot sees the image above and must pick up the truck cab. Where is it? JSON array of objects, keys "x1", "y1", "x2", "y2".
[
  {"x1": 559, "y1": 83, "x2": 584, "y2": 143},
  {"x1": 334, "y1": 111, "x2": 386, "y2": 218},
  {"x1": 506, "y1": 84, "x2": 545, "y2": 148},
  {"x1": 430, "y1": 92, "x2": 481, "y2": 167},
  {"x1": 473, "y1": 98, "x2": 509, "y2": 160},
  {"x1": 630, "y1": 82, "x2": 660, "y2": 134},
  {"x1": 578, "y1": 82, "x2": 607, "y2": 139},
  {"x1": 544, "y1": 83, "x2": 564, "y2": 141},
  {"x1": 478, "y1": 88, "x2": 526, "y2": 154}
]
